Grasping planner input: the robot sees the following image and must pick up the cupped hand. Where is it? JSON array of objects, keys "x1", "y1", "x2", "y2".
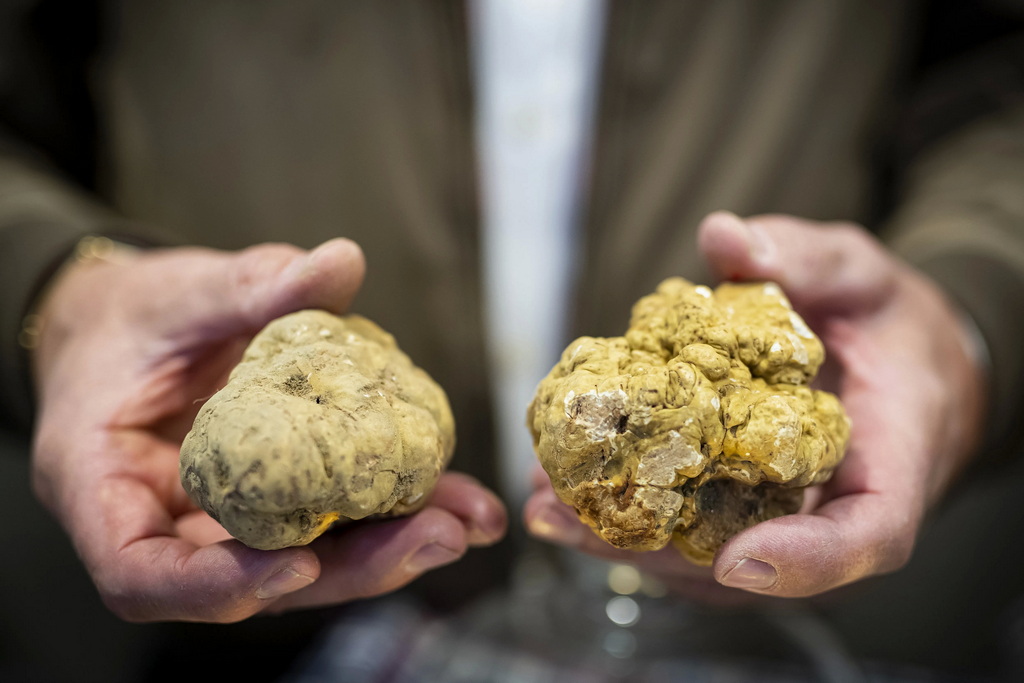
[
  {"x1": 31, "y1": 240, "x2": 506, "y2": 622},
  {"x1": 525, "y1": 211, "x2": 986, "y2": 599}
]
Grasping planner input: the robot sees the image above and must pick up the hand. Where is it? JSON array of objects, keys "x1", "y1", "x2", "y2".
[
  {"x1": 525, "y1": 211, "x2": 986, "y2": 599},
  {"x1": 31, "y1": 239, "x2": 507, "y2": 622}
]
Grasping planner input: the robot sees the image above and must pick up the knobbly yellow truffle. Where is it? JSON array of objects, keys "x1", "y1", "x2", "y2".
[
  {"x1": 528, "y1": 278, "x2": 850, "y2": 565},
  {"x1": 180, "y1": 310, "x2": 455, "y2": 550}
]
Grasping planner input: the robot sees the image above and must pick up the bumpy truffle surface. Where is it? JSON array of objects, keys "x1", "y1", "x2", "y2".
[
  {"x1": 528, "y1": 278, "x2": 850, "y2": 564},
  {"x1": 180, "y1": 310, "x2": 455, "y2": 550}
]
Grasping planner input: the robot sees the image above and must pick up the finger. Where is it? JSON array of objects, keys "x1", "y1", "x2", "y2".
[
  {"x1": 526, "y1": 466, "x2": 636, "y2": 561},
  {"x1": 155, "y1": 238, "x2": 366, "y2": 347},
  {"x1": 524, "y1": 484, "x2": 700, "y2": 567},
  {"x1": 523, "y1": 484, "x2": 591, "y2": 549},
  {"x1": 712, "y1": 490, "x2": 916, "y2": 598},
  {"x1": 272, "y1": 507, "x2": 469, "y2": 611},
  {"x1": 526, "y1": 465, "x2": 643, "y2": 564},
  {"x1": 428, "y1": 472, "x2": 508, "y2": 546},
  {"x1": 524, "y1": 485, "x2": 749, "y2": 604},
  {"x1": 696, "y1": 211, "x2": 896, "y2": 313},
  {"x1": 94, "y1": 477, "x2": 473, "y2": 619},
  {"x1": 526, "y1": 476, "x2": 670, "y2": 559},
  {"x1": 714, "y1": 361, "x2": 925, "y2": 597},
  {"x1": 530, "y1": 463, "x2": 550, "y2": 491},
  {"x1": 80, "y1": 477, "x2": 320, "y2": 623}
]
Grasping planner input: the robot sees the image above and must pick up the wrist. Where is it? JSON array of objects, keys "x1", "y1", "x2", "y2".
[
  {"x1": 24, "y1": 236, "x2": 140, "y2": 391},
  {"x1": 20, "y1": 236, "x2": 139, "y2": 350}
]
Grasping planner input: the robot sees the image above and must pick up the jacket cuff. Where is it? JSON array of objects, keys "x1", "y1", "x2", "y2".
[
  {"x1": 913, "y1": 251, "x2": 1024, "y2": 467},
  {"x1": 0, "y1": 223, "x2": 91, "y2": 430}
]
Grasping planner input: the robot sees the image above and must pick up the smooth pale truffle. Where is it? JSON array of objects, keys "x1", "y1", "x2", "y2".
[
  {"x1": 180, "y1": 310, "x2": 455, "y2": 550},
  {"x1": 528, "y1": 278, "x2": 850, "y2": 565}
]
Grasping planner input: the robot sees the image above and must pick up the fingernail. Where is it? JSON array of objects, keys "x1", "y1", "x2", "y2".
[
  {"x1": 281, "y1": 246, "x2": 326, "y2": 283},
  {"x1": 527, "y1": 503, "x2": 586, "y2": 546},
  {"x1": 406, "y1": 543, "x2": 461, "y2": 574},
  {"x1": 291, "y1": 252, "x2": 320, "y2": 279},
  {"x1": 256, "y1": 567, "x2": 316, "y2": 599},
  {"x1": 720, "y1": 558, "x2": 778, "y2": 590}
]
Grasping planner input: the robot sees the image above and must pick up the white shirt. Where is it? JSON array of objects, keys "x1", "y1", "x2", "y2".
[{"x1": 470, "y1": 0, "x2": 607, "y2": 504}]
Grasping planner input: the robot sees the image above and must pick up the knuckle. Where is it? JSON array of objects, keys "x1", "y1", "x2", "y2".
[
  {"x1": 229, "y1": 243, "x2": 305, "y2": 322},
  {"x1": 240, "y1": 241, "x2": 299, "y2": 275},
  {"x1": 835, "y1": 222, "x2": 887, "y2": 262},
  {"x1": 234, "y1": 243, "x2": 303, "y2": 288}
]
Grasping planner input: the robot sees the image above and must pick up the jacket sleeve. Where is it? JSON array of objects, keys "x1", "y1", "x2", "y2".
[
  {"x1": 0, "y1": 149, "x2": 141, "y2": 430},
  {"x1": 883, "y1": 33, "x2": 1024, "y2": 463},
  {"x1": 0, "y1": 1, "x2": 143, "y2": 431}
]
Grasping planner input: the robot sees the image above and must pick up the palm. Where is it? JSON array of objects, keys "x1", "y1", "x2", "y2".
[
  {"x1": 526, "y1": 212, "x2": 984, "y2": 599},
  {"x1": 32, "y1": 240, "x2": 507, "y2": 622}
]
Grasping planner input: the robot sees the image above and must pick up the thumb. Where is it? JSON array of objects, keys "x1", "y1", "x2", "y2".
[
  {"x1": 697, "y1": 211, "x2": 896, "y2": 313},
  {"x1": 103, "y1": 535, "x2": 323, "y2": 622},
  {"x1": 161, "y1": 238, "x2": 366, "y2": 347}
]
